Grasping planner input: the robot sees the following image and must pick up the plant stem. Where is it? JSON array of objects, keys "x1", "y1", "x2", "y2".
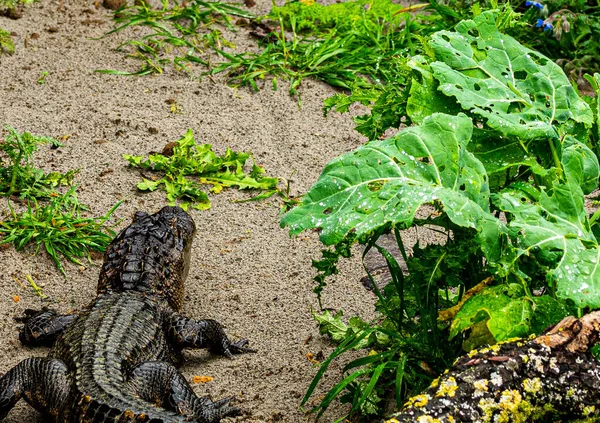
[
  {"x1": 7, "y1": 149, "x2": 22, "y2": 197},
  {"x1": 549, "y1": 137, "x2": 562, "y2": 177}
]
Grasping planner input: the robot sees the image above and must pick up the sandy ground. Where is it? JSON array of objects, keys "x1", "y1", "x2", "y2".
[{"x1": 0, "y1": 1, "x2": 387, "y2": 421}]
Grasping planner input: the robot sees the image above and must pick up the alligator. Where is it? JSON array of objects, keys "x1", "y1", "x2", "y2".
[{"x1": 0, "y1": 206, "x2": 254, "y2": 422}]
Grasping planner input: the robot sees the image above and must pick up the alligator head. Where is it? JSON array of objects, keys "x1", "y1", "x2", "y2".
[{"x1": 97, "y1": 206, "x2": 197, "y2": 310}]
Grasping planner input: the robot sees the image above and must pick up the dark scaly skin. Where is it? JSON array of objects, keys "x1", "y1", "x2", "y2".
[{"x1": 0, "y1": 206, "x2": 254, "y2": 422}]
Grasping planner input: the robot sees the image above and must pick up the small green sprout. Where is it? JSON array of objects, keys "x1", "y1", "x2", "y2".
[{"x1": 37, "y1": 71, "x2": 49, "y2": 85}]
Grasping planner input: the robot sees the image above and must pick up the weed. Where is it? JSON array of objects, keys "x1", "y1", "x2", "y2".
[
  {"x1": 0, "y1": 125, "x2": 75, "y2": 199},
  {"x1": 282, "y1": 10, "x2": 599, "y2": 420},
  {"x1": 0, "y1": 187, "x2": 120, "y2": 276},
  {"x1": 36, "y1": 71, "x2": 48, "y2": 84},
  {"x1": 0, "y1": 126, "x2": 120, "y2": 275},
  {"x1": 124, "y1": 128, "x2": 279, "y2": 210},
  {"x1": 0, "y1": 0, "x2": 36, "y2": 10},
  {"x1": 0, "y1": 28, "x2": 14, "y2": 55},
  {"x1": 210, "y1": 0, "x2": 438, "y2": 100},
  {"x1": 97, "y1": 0, "x2": 252, "y2": 76}
]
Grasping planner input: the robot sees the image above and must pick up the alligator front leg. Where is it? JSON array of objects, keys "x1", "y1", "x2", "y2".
[
  {"x1": 166, "y1": 314, "x2": 255, "y2": 358},
  {"x1": 129, "y1": 361, "x2": 240, "y2": 423},
  {"x1": 0, "y1": 357, "x2": 71, "y2": 420},
  {"x1": 16, "y1": 308, "x2": 77, "y2": 346}
]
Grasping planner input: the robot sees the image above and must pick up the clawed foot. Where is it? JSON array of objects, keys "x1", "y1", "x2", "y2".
[
  {"x1": 14, "y1": 308, "x2": 75, "y2": 346},
  {"x1": 15, "y1": 308, "x2": 56, "y2": 345},
  {"x1": 223, "y1": 339, "x2": 257, "y2": 359},
  {"x1": 197, "y1": 396, "x2": 242, "y2": 423},
  {"x1": 14, "y1": 307, "x2": 52, "y2": 323}
]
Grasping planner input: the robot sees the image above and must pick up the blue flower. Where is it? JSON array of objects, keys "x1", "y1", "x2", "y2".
[
  {"x1": 543, "y1": 22, "x2": 553, "y2": 31},
  {"x1": 536, "y1": 18, "x2": 544, "y2": 27},
  {"x1": 525, "y1": 1, "x2": 544, "y2": 9}
]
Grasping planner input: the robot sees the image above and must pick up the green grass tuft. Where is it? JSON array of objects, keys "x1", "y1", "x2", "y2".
[
  {"x1": 0, "y1": 188, "x2": 121, "y2": 276},
  {"x1": 97, "y1": 0, "x2": 252, "y2": 76},
  {"x1": 0, "y1": 126, "x2": 121, "y2": 275}
]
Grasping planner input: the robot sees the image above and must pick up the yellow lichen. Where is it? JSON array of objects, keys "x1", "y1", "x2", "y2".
[
  {"x1": 417, "y1": 416, "x2": 441, "y2": 423},
  {"x1": 430, "y1": 377, "x2": 440, "y2": 389},
  {"x1": 404, "y1": 394, "x2": 429, "y2": 408},
  {"x1": 520, "y1": 354, "x2": 529, "y2": 364},
  {"x1": 499, "y1": 389, "x2": 522, "y2": 412},
  {"x1": 384, "y1": 419, "x2": 400, "y2": 423},
  {"x1": 467, "y1": 348, "x2": 480, "y2": 358},
  {"x1": 584, "y1": 405, "x2": 596, "y2": 416},
  {"x1": 522, "y1": 378, "x2": 542, "y2": 394},
  {"x1": 478, "y1": 397, "x2": 497, "y2": 422},
  {"x1": 436, "y1": 376, "x2": 458, "y2": 398},
  {"x1": 473, "y1": 379, "x2": 489, "y2": 397},
  {"x1": 478, "y1": 390, "x2": 534, "y2": 423}
]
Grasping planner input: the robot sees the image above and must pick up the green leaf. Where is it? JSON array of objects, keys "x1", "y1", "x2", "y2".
[
  {"x1": 561, "y1": 136, "x2": 600, "y2": 195},
  {"x1": 199, "y1": 169, "x2": 278, "y2": 192},
  {"x1": 125, "y1": 129, "x2": 278, "y2": 210},
  {"x1": 529, "y1": 295, "x2": 572, "y2": 334},
  {"x1": 451, "y1": 284, "x2": 571, "y2": 344},
  {"x1": 429, "y1": 11, "x2": 593, "y2": 140},
  {"x1": 123, "y1": 154, "x2": 146, "y2": 167},
  {"x1": 282, "y1": 113, "x2": 500, "y2": 248},
  {"x1": 469, "y1": 128, "x2": 548, "y2": 189},
  {"x1": 136, "y1": 178, "x2": 161, "y2": 191},
  {"x1": 450, "y1": 284, "x2": 532, "y2": 341},
  {"x1": 0, "y1": 28, "x2": 14, "y2": 55},
  {"x1": 313, "y1": 309, "x2": 349, "y2": 343},
  {"x1": 406, "y1": 56, "x2": 461, "y2": 124},
  {"x1": 495, "y1": 178, "x2": 600, "y2": 308},
  {"x1": 583, "y1": 73, "x2": 600, "y2": 143}
]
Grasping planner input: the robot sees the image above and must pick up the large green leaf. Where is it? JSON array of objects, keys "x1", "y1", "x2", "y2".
[
  {"x1": 281, "y1": 113, "x2": 501, "y2": 247},
  {"x1": 429, "y1": 11, "x2": 593, "y2": 140},
  {"x1": 406, "y1": 56, "x2": 461, "y2": 124},
  {"x1": 562, "y1": 136, "x2": 600, "y2": 195},
  {"x1": 495, "y1": 178, "x2": 600, "y2": 307},
  {"x1": 450, "y1": 284, "x2": 570, "y2": 344},
  {"x1": 469, "y1": 129, "x2": 547, "y2": 189},
  {"x1": 450, "y1": 284, "x2": 533, "y2": 342}
]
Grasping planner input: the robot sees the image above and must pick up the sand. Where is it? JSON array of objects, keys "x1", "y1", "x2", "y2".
[{"x1": 0, "y1": 1, "x2": 384, "y2": 421}]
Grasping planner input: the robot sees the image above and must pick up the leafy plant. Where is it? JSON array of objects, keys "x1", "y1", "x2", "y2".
[
  {"x1": 97, "y1": 0, "x2": 252, "y2": 76},
  {"x1": 0, "y1": 126, "x2": 120, "y2": 275},
  {"x1": 305, "y1": 228, "x2": 486, "y2": 420},
  {"x1": 0, "y1": 187, "x2": 120, "y2": 275},
  {"x1": 0, "y1": 28, "x2": 14, "y2": 55},
  {"x1": 210, "y1": 0, "x2": 441, "y2": 100},
  {"x1": 281, "y1": 10, "x2": 600, "y2": 420},
  {"x1": 0, "y1": 125, "x2": 76, "y2": 199},
  {"x1": 124, "y1": 128, "x2": 279, "y2": 210},
  {"x1": 0, "y1": 0, "x2": 37, "y2": 10},
  {"x1": 519, "y1": 0, "x2": 600, "y2": 78}
]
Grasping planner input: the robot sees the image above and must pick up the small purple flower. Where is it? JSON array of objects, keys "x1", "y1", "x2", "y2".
[{"x1": 525, "y1": 0, "x2": 544, "y2": 9}]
